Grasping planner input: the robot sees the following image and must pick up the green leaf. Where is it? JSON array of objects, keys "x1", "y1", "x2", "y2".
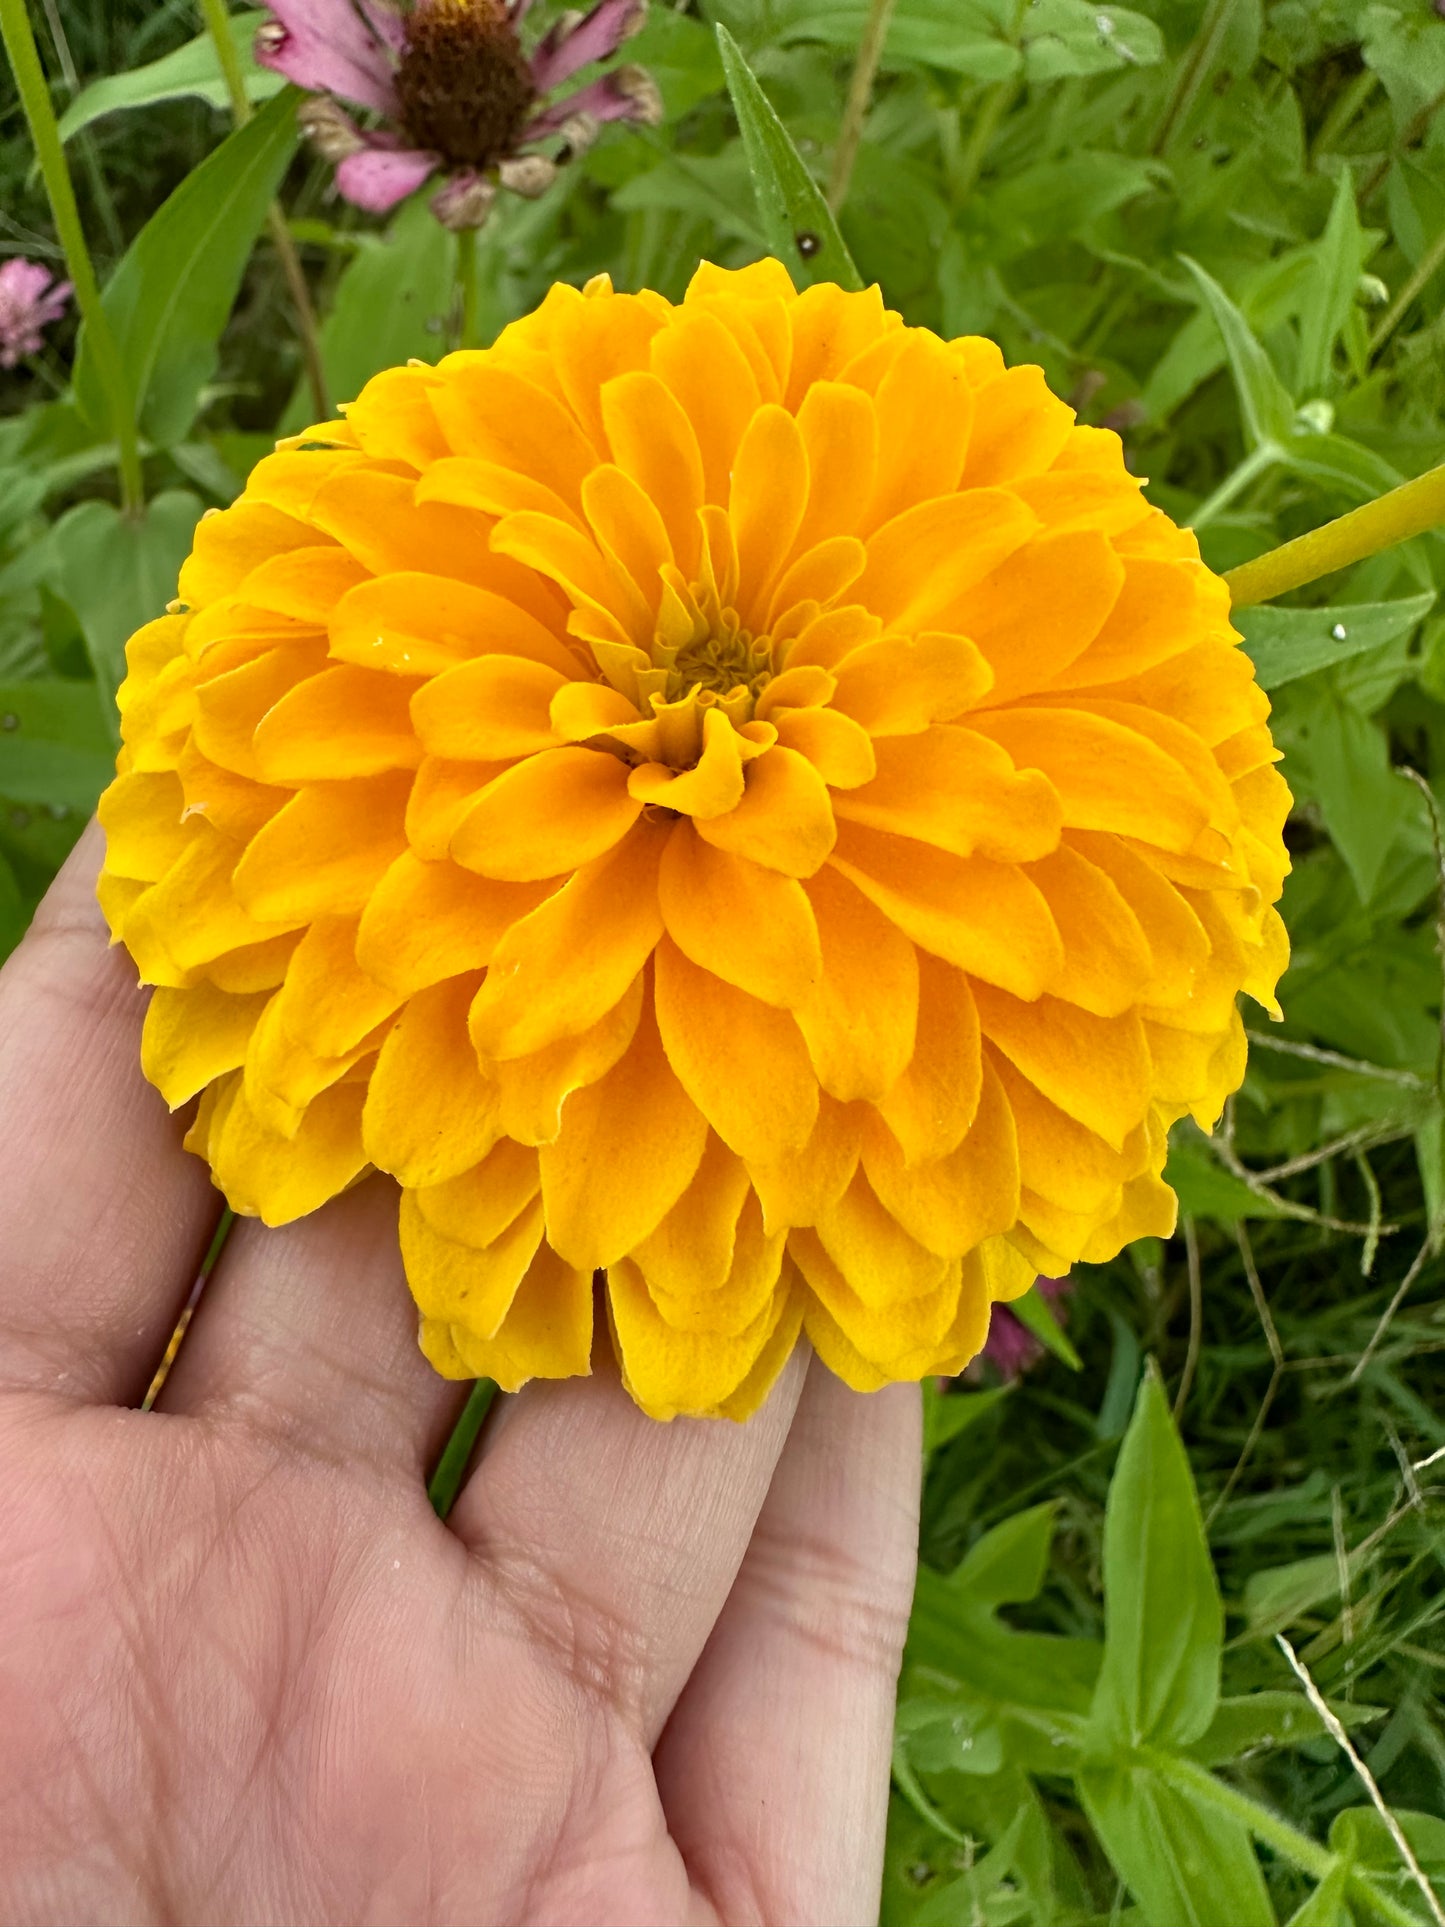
[
  {"x1": 1089, "y1": 1363, "x2": 1222, "y2": 1750},
  {"x1": 1297, "y1": 687, "x2": 1412, "y2": 904},
  {"x1": 1022, "y1": 0, "x2": 1165, "y2": 79},
  {"x1": 1184, "y1": 1691, "x2": 1384, "y2": 1767},
  {"x1": 1329, "y1": 1806, "x2": 1445, "y2": 1912},
  {"x1": 1008, "y1": 1282, "x2": 1082, "y2": 1369},
  {"x1": 714, "y1": 25, "x2": 863, "y2": 291},
  {"x1": 57, "y1": 14, "x2": 281, "y2": 141},
  {"x1": 1078, "y1": 1763, "x2": 1275, "y2": 1927},
  {"x1": 950, "y1": 1503, "x2": 1058, "y2": 1609},
  {"x1": 293, "y1": 195, "x2": 458, "y2": 427},
  {"x1": 73, "y1": 90, "x2": 299, "y2": 448},
  {"x1": 0, "y1": 679, "x2": 113, "y2": 812},
  {"x1": 48, "y1": 494, "x2": 203, "y2": 712},
  {"x1": 1180, "y1": 255, "x2": 1297, "y2": 449},
  {"x1": 922, "y1": 1381, "x2": 1008, "y2": 1458},
  {"x1": 1297, "y1": 169, "x2": 1371, "y2": 396},
  {"x1": 1283, "y1": 1860, "x2": 1351, "y2": 1927},
  {"x1": 1164, "y1": 1132, "x2": 1284, "y2": 1223},
  {"x1": 1235, "y1": 593, "x2": 1435, "y2": 690}
]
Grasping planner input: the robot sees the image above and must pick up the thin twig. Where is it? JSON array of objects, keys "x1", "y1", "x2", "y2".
[
  {"x1": 1277, "y1": 1633, "x2": 1445, "y2": 1927},
  {"x1": 1254, "y1": 1122, "x2": 1416, "y2": 1186},
  {"x1": 1244, "y1": 1032, "x2": 1430, "y2": 1091},
  {"x1": 1332, "y1": 1484, "x2": 1356, "y2": 1665},
  {"x1": 1371, "y1": 218, "x2": 1445, "y2": 359},
  {"x1": 1173, "y1": 1214, "x2": 1202, "y2": 1421},
  {"x1": 826, "y1": 0, "x2": 898, "y2": 213},
  {"x1": 1207, "y1": 1223, "x2": 1284, "y2": 1524},
  {"x1": 1212, "y1": 1135, "x2": 1399, "y2": 1235},
  {"x1": 1355, "y1": 1151, "x2": 1384, "y2": 1279},
  {"x1": 1349, "y1": 1236, "x2": 1435, "y2": 1386}
]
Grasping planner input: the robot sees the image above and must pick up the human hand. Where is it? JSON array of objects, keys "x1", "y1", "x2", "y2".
[{"x1": 0, "y1": 829, "x2": 920, "y2": 1927}]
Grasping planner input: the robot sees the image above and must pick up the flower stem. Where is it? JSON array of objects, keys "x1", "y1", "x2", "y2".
[
  {"x1": 0, "y1": 0, "x2": 144, "y2": 513},
  {"x1": 951, "y1": 74, "x2": 1017, "y2": 207},
  {"x1": 428, "y1": 1379, "x2": 497, "y2": 1518},
  {"x1": 1189, "y1": 441, "x2": 1280, "y2": 531},
  {"x1": 1139, "y1": 1748, "x2": 1422, "y2": 1927},
  {"x1": 196, "y1": 0, "x2": 330, "y2": 420},
  {"x1": 454, "y1": 225, "x2": 479, "y2": 350},
  {"x1": 1150, "y1": 0, "x2": 1239, "y2": 155},
  {"x1": 826, "y1": 0, "x2": 898, "y2": 214},
  {"x1": 1370, "y1": 217, "x2": 1445, "y2": 360},
  {"x1": 1225, "y1": 460, "x2": 1445, "y2": 608}
]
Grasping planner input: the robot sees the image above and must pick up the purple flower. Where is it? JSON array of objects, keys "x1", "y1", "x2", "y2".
[
  {"x1": 257, "y1": 0, "x2": 662, "y2": 230},
  {"x1": 0, "y1": 259, "x2": 71, "y2": 369},
  {"x1": 979, "y1": 1275, "x2": 1073, "y2": 1381}
]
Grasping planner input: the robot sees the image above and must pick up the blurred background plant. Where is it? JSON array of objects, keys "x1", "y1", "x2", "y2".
[{"x1": 4, "y1": 1, "x2": 1445, "y2": 1919}]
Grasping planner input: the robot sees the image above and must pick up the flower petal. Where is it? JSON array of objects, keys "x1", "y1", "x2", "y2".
[
  {"x1": 693, "y1": 743, "x2": 837, "y2": 875},
  {"x1": 653, "y1": 937, "x2": 818, "y2": 1162},
  {"x1": 864, "y1": 1054, "x2": 1020, "y2": 1257},
  {"x1": 356, "y1": 850, "x2": 555, "y2": 995},
  {"x1": 659, "y1": 821, "x2": 822, "y2": 1009},
  {"x1": 411, "y1": 657, "x2": 567, "y2": 761},
  {"x1": 467, "y1": 818, "x2": 667, "y2": 1058},
  {"x1": 364, "y1": 974, "x2": 502, "y2": 1185},
  {"x1": 830, "y1": 820, "x2": 1063, "y2": 999},
  {"x1": 608, "y1": 1256, "x2": 787, "y2": 1422},
  {"x1": 540, "y1": 995, "x2": 707, "y2": 1267},
  {"x1": 335, "y1": 146, "x2": 438, "y2": 214},
  {"x1": 422, "y1": 1241, "x2": 594, "y2": 1391},
  {"x1": 973, "y1": 991, "x2": 1151, "y2": 1151},
  {"x1": 834, "y1": 725, "x2": 1063, "y2": 864},
  {"x1": 451, "y1": 746, "x2": 643, "y2": 881},
  {"x1": 875, "y1": 952, "x2": 982, "y2": 1164},
  {"x1": 232, "y1": 770, "x2": 412, "y2": 921},
  {"x1": 796, "y1": 864, "x2": 917, "y2": 1102}
]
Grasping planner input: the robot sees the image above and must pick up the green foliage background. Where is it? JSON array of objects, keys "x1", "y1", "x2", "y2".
[{"x1": 4, "y1": 1, "x2": 1445, "y2": 1919}]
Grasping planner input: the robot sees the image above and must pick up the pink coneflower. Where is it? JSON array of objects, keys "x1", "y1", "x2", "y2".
[
  {"x1": 980, "y1": 1276, "x2": 1073, "y2": 1381},
  {"x1": 0, "y1": 259, "x2": 71, "y2": 369},
  {"x1": 256, "y1": 0, "x2": 662, "y2": 230}
]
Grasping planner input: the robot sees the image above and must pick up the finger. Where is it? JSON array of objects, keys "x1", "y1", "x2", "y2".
[
  {"x1": 157, "y1": 1174, "x2": 467, "y2": 1478},
  {"x1": 451, "y1": 1341, "x2": 808, "y2": 1744},
  {"x1": 654, "y1": 1360, "x2": 921, "y2": 1927},
  {"x1": 0, "y1": 824, "x2": 222, "y2": 1403}
]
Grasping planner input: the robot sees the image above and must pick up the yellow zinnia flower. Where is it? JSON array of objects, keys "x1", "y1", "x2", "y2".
[{"x1": 97, "y1": 259, "x2": 1290, "y2": 1420}]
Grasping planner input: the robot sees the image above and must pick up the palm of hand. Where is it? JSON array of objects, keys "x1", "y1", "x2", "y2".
[{"x1": 0, "y1": 832, "x2": 919, "y2": 1927}]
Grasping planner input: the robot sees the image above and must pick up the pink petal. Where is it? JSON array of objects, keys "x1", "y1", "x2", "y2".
[
  {"x1": 335, "y1": 144, "x2": 438, "y2": 213},
  {"x1": 528, "y1": 0, "x2": 645, "y2": 94},
  {"x1": 523, "y1": 65, "x2": 660, "y2": 140},
  {"x1": 255, "y1": 0, "x2": 399, "y2": 115}
]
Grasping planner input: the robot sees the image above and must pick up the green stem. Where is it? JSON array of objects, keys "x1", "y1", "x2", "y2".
[
  {"x1": 197, "y1": 0, "x2": 329, "y2": 419},
  {"x1": 1150, "y1": 0, "x2": 1239, "y2": 156},
  {"x1": 1141, "y1": 1749, "x2": 1422, "y2": 1927},
  {"x1": 454, "y1": 225, "x2": 479, "y2": 351},
  {"x1": 952, "y1": 75, "x2": 1017, "y2": 207},
  {"x1": 1312, "y1": 68, "x2": 1380, "y2": 167},
  {"x1": 428, "y1": 1379, "x2": 497, "y2": 1518},
  {"x1": 1225, "y1": 459, "x2": 1445, "y2": 607},
  {"x1": 0, "y1": 0, "x2": 143, "y2": 512},
  {"x1": 826, "y1": 0, "x2": 898, "y2": 214},
  {"x1": 1370, "y1": 219, "x2": 1445, "y2": 359},
  {"x1": 1189, "y1": 441, "x2": 1280, "y2": 531}
]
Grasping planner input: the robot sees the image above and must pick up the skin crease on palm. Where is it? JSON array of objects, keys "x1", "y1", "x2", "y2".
[{"x1": 0, "y1": 823, "x2": 922, "y2": 1927}]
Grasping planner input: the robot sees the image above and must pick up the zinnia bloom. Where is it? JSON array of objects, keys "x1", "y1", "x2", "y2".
[
  {"x1": 256, "y1": 0, "x2": 661, "y2": 229},
  {"x1": 0, "y1": 258, "x2": 71, "y2": 368},
  {"x1": 97, "y1": 260, "x2": 1290, "y2": 1420}
]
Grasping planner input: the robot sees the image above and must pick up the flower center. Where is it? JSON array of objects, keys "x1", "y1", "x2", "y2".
[
  {"x1": 666, "y1": 613, "x2": 771, "y2": 706},
  {"x1": 396, "y1": 0, "x2": 537, "y2": 171}
]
